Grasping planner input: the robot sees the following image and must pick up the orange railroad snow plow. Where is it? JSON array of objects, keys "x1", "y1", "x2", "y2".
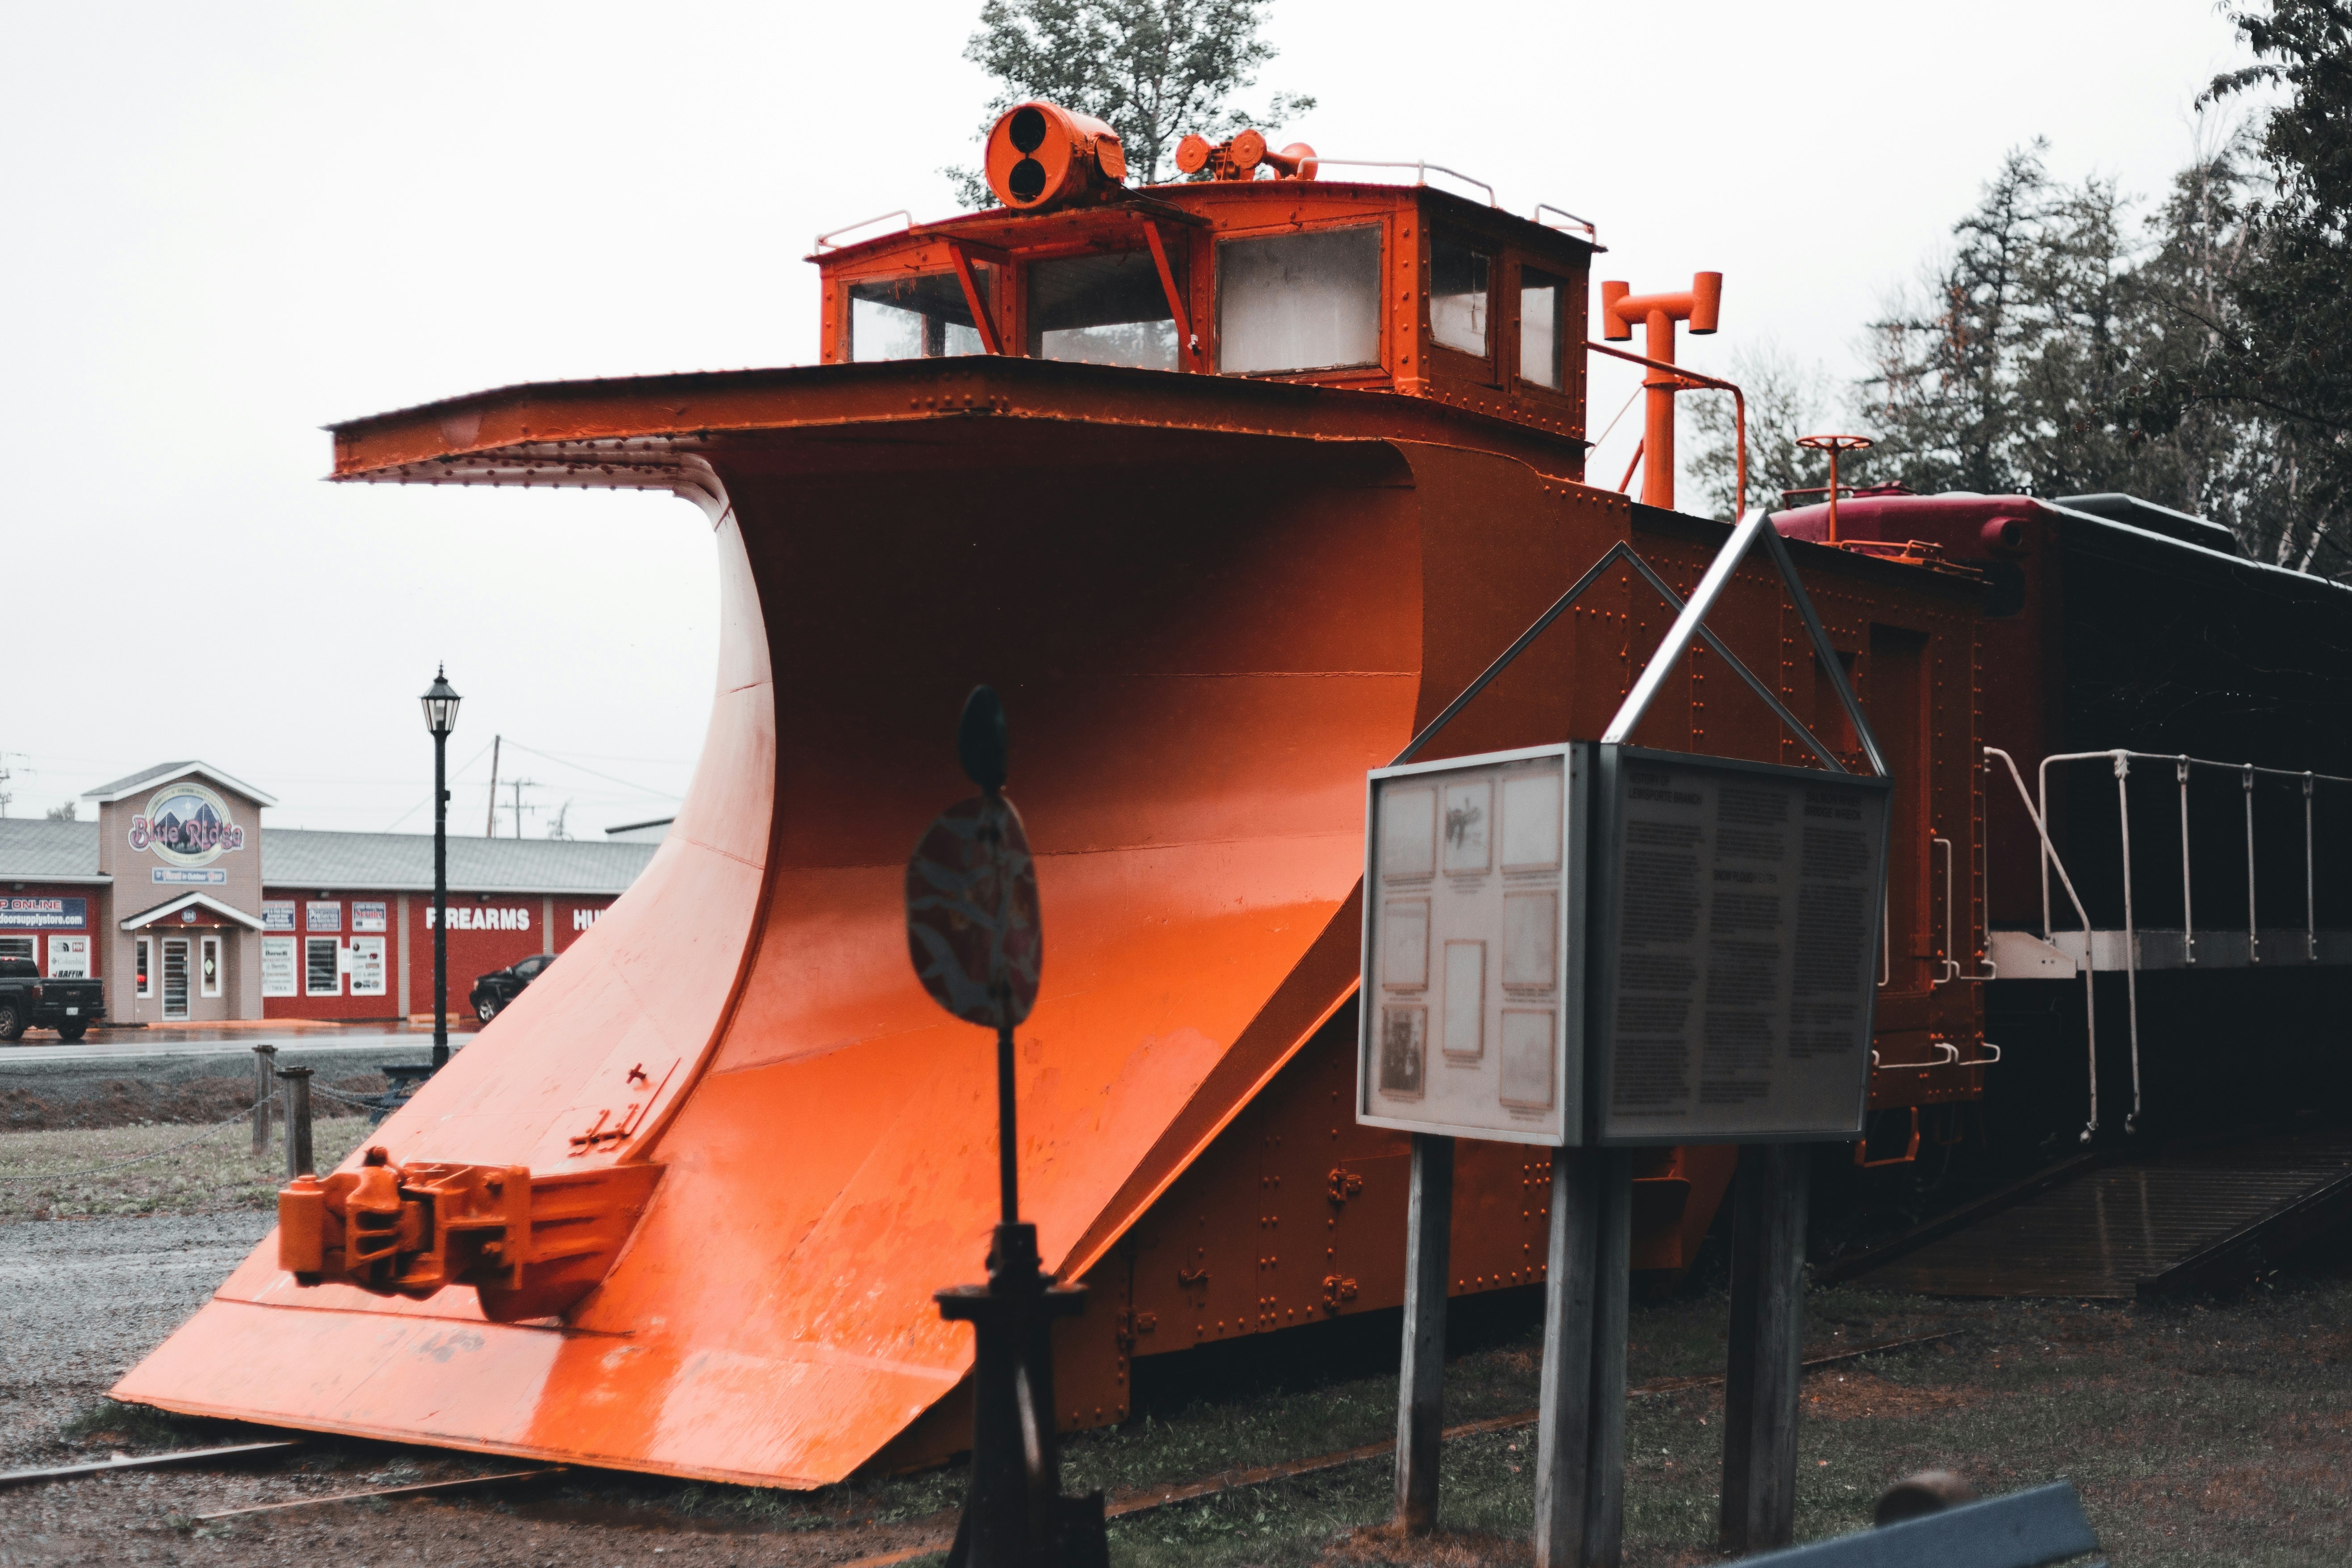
[{"x1": 115, "y1": 109, "x2": 1988, "y2": 1487}]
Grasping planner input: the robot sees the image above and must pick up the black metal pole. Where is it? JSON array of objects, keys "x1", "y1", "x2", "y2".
[
  {"x1": 432, "y1": 729, "x2": 449, "y2": 1069},
  {"x1": 996, "y1": 1020, "x2": 1019, "y2": 1227}
]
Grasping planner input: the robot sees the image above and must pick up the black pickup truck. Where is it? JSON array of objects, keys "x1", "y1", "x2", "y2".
[{"x1": 0, "y1": 956, "x2": 105, "y2": 1041}]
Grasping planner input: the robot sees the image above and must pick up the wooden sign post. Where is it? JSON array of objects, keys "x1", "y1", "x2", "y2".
[{"x1": 1720, "y1": 1142, "x2": 1811, "y2": 1552}]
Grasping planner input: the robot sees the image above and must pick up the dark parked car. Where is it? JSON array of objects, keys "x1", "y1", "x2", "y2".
[
  {"x1": 0, "y1": 956, "x2": 105, "y2": 1042},
  {"x1": 469, "y1": 952, "x2": 554, "y2": 1022}
]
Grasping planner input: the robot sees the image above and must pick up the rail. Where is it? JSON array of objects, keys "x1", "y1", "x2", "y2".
[
  {"x1": 1531, "y1": 202, "x2": 1598, "y2": 239},
  {"x1": 1996, "y1": 746, "x2": 2352, "y2": 1141},
  {"x1": 2033, "y1": 751, "x2": 2352, "y2": 962},
  {"x1": 813, "y1": 209, "x2": 912, "y2": 252},
  {"x1": 1984, "y1": 747, "x2": 2107, "y2": 1140},
  {"x1": 1305, "y1": 159, "x2": 1496, "y2": 205},
  {"x1": 1582, "y1": 340, "x2": 1748, "y2": 521}
]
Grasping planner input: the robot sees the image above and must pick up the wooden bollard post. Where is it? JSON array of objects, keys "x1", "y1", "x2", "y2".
[
  {"x1": 1719, "y1": 1142, "x2": 1811, "y2": 1553},
  {"x1": 1393, "y1": 1132, "x2": 1455, "y2": 1533},
  {"x1": 277, "y1": 1068, "x2": 314, "y2": 1179},
  {"x1": 250, "y1": 1044, "x2": 277, "y2": 1157}
]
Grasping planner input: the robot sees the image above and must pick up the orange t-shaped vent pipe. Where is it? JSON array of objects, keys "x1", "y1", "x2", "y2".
[{"x1": 1599, "y1": 272, "x2": 1722, "y2": 511}]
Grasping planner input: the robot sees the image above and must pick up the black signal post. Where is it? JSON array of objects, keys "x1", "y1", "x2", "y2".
[
  {"x1": 420, "y1": 667, "x2": 461, "y2": 1069},
  {"x1": 906, "y1": 688, "x2": 1107, "y2": 1568}
]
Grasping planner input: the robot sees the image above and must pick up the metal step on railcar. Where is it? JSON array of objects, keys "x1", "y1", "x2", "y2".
[{"x1": 1821, "y1": 1124, "x2": 2352, "y2": 1299}]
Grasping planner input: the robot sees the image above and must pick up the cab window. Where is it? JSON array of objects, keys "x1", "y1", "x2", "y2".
[
  {"x1": 1519, "y1": 264, "x2": 1569, "y2": 390},
  {"x1": 1215, "y1": 226, "x2": 1381, "y2": 375},
  {"x1": 1430, "y1": 234, "x2": 1491, "y2": 358},
  {"x1": 1027, "y1": 252, "x2": 1177, "y2": 369},
  {"x1": 848, "y1": 268, "x2": 994, "y2": 361}
]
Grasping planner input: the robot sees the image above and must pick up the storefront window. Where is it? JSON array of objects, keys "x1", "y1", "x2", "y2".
[
  {"x1": 1027, "y1": 252, "x2": 1177, "y2": 369},
  {"x1": 0, "y1": 937, "x2": 30, "y2": 964},
  {"x1": 200, "y1": 935, "x2": 221, "y2": 998},
  {"x1": 849, "y1": 268, "x2": 993, "y2": 361},
  {"x1": 1520, "y1": 265, "x2": 1568, "y2": 390},
  {"x1": 136, "y1": 937, "x2": 152, "y2": 997},
  {"x1": 1217, "y1": 226, "x2": 1381, "y2": 375},
  {"x1": 306, "y1": 937, "x2": 341, "y2": 997},
  {"x1": 1430, "y1": 234, "x2": 1491, "y2": 357}
]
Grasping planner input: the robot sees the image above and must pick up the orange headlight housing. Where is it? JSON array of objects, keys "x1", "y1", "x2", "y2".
[{"x1": 984, "y1": 100, "x2": 1127, "y2": 210}]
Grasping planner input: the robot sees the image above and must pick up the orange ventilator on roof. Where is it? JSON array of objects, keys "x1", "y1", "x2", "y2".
[{"x1": 1598, "y1": 272, "x2": 1721, "y2": 511}]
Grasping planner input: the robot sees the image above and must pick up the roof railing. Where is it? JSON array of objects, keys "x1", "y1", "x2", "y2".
[
  {"x1": 1531, "y1": 202, "x2": 1597, "y2": 240},
  {"x1": 1304, "y1": 158, "x2": 1496, "y2": 206},
  {"x1": 813, "y1": 210, "x2": 912, "y2": 253}
]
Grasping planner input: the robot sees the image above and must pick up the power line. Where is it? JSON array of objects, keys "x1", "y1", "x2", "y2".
[
  {"x1": 381, "y1": 737, "x2": 500, "y2": 831},
  {"x1": 499, "y1": 741, "x2": 686, "y2": 803}
]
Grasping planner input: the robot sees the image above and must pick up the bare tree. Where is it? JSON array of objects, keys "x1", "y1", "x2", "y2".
[{"x1": 1687, "y1": 345, "x2": 1840, "y2": 520}]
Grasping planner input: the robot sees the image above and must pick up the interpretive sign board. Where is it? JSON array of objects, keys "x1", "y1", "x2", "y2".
[
  {"x1": 1358, "y1": 743, "x2": 1586, "y2": 1146},
  {"x1": 1588, "y1": 746, "x2": 1890, "y2": 1145}
]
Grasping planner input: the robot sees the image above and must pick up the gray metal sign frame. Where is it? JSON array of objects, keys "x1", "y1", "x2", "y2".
[
  {"x1": 1358, "y1": 741, "x2": 1589, "y2": 1147},
  {"x1": 1585, "y1": 743, "x2": 1891, "y2": 1146}
]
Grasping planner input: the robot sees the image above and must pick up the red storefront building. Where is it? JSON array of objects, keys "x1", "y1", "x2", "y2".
[{"x1": 0, "y1": 762, "x2": 654, "y2": 1027}]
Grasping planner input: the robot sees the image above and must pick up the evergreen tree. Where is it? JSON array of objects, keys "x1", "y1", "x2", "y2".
[
  {"x1": 2127, "y1": 0, "x2": 2352, "y2": 574},
  {"x1": 1684, "y1": 131, "x2": 2319, "y2": 574}
]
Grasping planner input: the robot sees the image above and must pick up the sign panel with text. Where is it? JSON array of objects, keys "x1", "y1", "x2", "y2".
[
  {"x1": 0, "y1": 897, "x2": 86, "y2": 930},
  {"x1": 1589, "y1": 746, "x2": 1889, "y2": 1145}
]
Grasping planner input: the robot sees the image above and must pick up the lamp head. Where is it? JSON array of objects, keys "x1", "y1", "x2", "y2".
[
  {"x1": 984, "y1": 101, "x2": 1126, "y2": 210},
  {"x1": 420, "y1": 665, "x2": 461, "y2": 738}
]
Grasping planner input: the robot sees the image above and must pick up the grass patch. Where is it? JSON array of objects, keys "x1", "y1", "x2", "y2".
[
  {"x1": 604, "y1": 1255, "x2": 2349, "y2": 1567},
  {"x1": 0, "y1": 1113, "x2": 374, "y2": 1220}
]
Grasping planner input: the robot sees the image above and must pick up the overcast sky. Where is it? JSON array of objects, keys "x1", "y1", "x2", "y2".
[{"x1": 0, "y1": 1, "x2": 2254, "y2": 836}]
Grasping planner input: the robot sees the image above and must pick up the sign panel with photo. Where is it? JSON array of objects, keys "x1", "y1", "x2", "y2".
[
  {"x1": 1358, "y1": 743, "x2": 1585, "y2": 1146},
  {"x1": 352, "y1": 901, "x2": 388, "y2": 934},
  {"x1": 1588, "y1": 746, "x2": 1890, "y2": 1145}
]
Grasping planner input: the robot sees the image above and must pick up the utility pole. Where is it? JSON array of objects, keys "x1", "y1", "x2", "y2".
[
  {"x1": 484, "y1": 735, "x2": 501, "y2": 837},
  {"x1": 508, "y1": 778, "x2": 539, "y2": 837}
]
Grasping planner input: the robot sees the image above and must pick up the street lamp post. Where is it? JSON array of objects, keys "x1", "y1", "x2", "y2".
[{"x1": 420, "y1": 667, "x2": 461, "y2": 1069}]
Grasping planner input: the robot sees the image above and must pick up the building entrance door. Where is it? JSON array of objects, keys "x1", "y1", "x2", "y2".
[{"x1": 162, "y1": 938, "x2": 190, "y2": 1021}]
